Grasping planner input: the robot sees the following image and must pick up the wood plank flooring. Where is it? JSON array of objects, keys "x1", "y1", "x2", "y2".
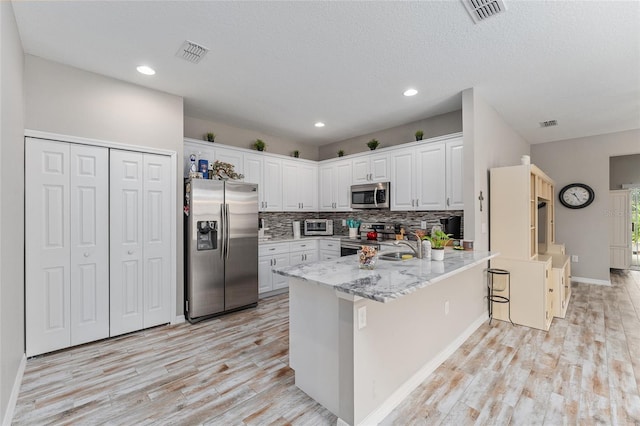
[{"x1": 13, "y1": 270, "x2": 640, "y2": 425}]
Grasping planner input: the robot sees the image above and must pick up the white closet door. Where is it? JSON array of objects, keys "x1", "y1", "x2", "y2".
[
  {"x1": 70, "y1": 144, "x2": 109, "y2": 345},
  {"x1": 25, "y1": 139, "x2": 71, "y2": 356},
  {"x1": 110, "y1": 150, "x2": 144, "y2": 336},
  {"x1": 142, "y1": 154, "x2": 172, "y2": 328}
]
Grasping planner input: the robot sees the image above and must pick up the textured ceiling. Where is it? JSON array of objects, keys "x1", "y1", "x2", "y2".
[{"x1": 12, "y1": 1, "x2": 640, "y2": 146}]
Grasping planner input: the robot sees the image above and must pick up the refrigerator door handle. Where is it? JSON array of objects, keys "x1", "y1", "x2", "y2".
[
  {"x1": 220, "y1": 204, "x2": 226, "y2": 258},
  {"x1": 225, "y1": 203, "x2": 231, "y2": 259}
]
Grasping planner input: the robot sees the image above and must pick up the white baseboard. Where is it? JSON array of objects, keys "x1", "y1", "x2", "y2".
[
  {"x1": 2, "y1": 354, "x2": 26, "y2": 426},
  {"x1": 357, "y1": 313, "x2": 487, "y2": 426},
  {"x1": 571, "y1": 276, "x2": 611, "y2": 286},
  {"x1": 172, "y1": 314, "x2": 185, "y2": 325}
]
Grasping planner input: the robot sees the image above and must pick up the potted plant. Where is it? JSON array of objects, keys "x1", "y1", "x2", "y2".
[
  {"x1": 415, "y1": 130, "x2": 424, "y2": 141},
  {"x1": 293, "y1": 150, "x2": 300, "y2": 158},
  {"x1": 253, "y1": 139, "x2": 266, "y2": 151},
  {"x1": 423, "y1": 230, "x2": 451, "y2": 261},
  {"x1": 367, "y1": 139, "x2": 379, "y2": 150},
  {"x1": 205, "y1": 132, "x2": 215, "y2": 142},
  {"x1": 337, "y1": 150, "x2": 345, "y2": 157}
]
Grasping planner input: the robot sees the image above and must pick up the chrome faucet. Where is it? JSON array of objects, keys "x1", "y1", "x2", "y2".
[{"x1": 393, "y1": 239, "x2": 423, "y2": 259}]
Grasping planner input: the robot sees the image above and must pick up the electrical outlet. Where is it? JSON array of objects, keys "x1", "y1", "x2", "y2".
[
  {"x1": 571, "y1": 255, "x2": 579, "y2": 263},
  {"x1": 444, "y1": 300, "x2": 450, "y2": 315},
  {"x1": 420, "y1": 220, "x2": 427, "y2": 229},
  {"x1": 358, "y1": 306, "x2": 367, "y2": 329},
  {"x1": 342, "y1": 219, "x2": 346, "y2": 226}
]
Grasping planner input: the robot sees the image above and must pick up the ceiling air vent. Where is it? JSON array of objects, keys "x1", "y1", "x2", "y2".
[
  {"x1": 462, "y1": 0, "x2": 507, "y2": 24},
  {"x1": 176, "y1": 40, "x2": 209, "y2": 64},
  {"x1": 539, "y1": 120, "x2": 558, "y2": 128}
]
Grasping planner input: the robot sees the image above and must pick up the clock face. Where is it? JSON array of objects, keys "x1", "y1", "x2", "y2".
[{"x1": 559, "y1": 183, "x2": 594, "y2": 209}]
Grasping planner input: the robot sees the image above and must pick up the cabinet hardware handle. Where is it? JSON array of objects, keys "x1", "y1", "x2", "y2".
[
  {"x1": 269, "y1": 248, "x2": 275, "y2": 251},
  {"x1": 128, "y1": 250, "x2": 134, "y2": 255},
  {"x1": 447, "y1": 197, "x2": 450, "y2": 206},
  {"x1": 270, "y1": 259, "x2": 273, "y2": 266},
  {"x1": 549, "y1": 288, "x2": 553, "y2": 292},
  {"x1": 416, "y1": 198, "x2": 419, "y2": 206},
  {"x1": 274, "y1": 259, "x2": 277, "y2": 266},
  {"x1": 411, "y1": 199, "x2": 415, "y2": 207},
  {"x1": 84, "y1": 252, "x2": 90, "y2": 257}
]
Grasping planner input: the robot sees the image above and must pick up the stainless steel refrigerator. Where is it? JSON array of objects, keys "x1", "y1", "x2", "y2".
[{"x1": 185, "y1": 178, "x2": 259, "y2": 322}]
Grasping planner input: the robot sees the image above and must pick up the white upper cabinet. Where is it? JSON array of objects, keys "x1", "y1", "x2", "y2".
[
  {"x1": 445, "y1": 138, "x2": 464, "y2": 210},
  {"x1": 352, "y1": 153, "x2": 390, "y2": 184},
  {"x1": 390, "y1": 136, "x2": 462, "y2": 211},
  {"x1": 213, "y1": 145, "x2": 244, "y2": 179},
  {"x1": 244, "y1": 153, "x2": 283, "y2": 211},
  {"x1": 282, "y1": 159, "x2": 317, "y2": 211},
  {"x1": 319, "y1": 159, "x2": 352, "y2": 211}
]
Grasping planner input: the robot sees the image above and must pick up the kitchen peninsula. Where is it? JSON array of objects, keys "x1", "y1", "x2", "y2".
[{"x1": 275, "y1": 249, "x2": 497, "y2": 426}]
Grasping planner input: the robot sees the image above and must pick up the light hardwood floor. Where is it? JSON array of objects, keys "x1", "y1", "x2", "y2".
[{"x1": 13, "y1": 270, "x2": 640, "y2": 425}]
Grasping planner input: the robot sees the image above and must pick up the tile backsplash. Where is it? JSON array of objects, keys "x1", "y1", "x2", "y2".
[{"x1": 259, "y1": 210, "x2": 464, "y2": 239}]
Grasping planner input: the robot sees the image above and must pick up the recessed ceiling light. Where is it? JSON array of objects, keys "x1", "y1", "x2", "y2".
[
  {"x1": 315, "y1": 122, "x2": 325, "y2": 128},
  {"x1": 136, "y1": 65, "x2": 155, "y2": 76},
  {"x1": 403, "y1": 88, "x2": 418, "y2": 97}
]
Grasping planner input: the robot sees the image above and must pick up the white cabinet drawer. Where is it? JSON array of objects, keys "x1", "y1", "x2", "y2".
[
  {"x1": 259, "y1": 242, "x2": 290, "y2": 257},
  {"x1": 320, "y1": 239, "x2": 339, "y2": 251},
  {"x1": 289, "y1": 240, "x2": 318, "y2": 252}
]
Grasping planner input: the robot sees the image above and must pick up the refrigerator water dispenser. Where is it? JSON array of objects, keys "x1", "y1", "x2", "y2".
[{"x1": 197, "y1": 220, "x2": 217, "y2": 250}]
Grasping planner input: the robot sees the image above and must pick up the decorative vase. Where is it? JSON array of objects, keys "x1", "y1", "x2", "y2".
[
  {"x1": 432, "y1": 248, "x2": 445, "y2": 261},
  {"x1": 359, "y1": 246, "x2": 378, "y2": 270}
]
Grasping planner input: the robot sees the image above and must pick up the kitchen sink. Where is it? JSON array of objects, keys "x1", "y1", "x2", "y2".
[{"x1": 379, "y1": 251, "x2": 415, "y2": 261}]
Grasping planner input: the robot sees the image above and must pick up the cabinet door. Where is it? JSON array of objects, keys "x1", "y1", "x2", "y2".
[
  {"x1": 25, "y1": 139, "x2": 71, "y2": 356},
  {"x1": 281, "y1": 160, "x2": 299, "y2": 211},
  {"x1": 271, "y1": 254, "x2": 290, "y2": 290},
  {"x1": 258, "y1": 256, "x2": 274, "y2": 293},
  {"x1": 110, "y1": 150, "x2": 145, "y2": 336},
  {"x1": 244, "y1": 154, "x2": 265, "y2": 210},
  {"x1": 352, "y1": 157, "x2": 370, "y2": 184},
  {"x1": 142, "y1": 154, "x2": 172, "y2": 328},
  {"x1": 390, "y1": 147, "x2": 415, "y2": 211},
  {"x1": 319, "y1": 164, "x2": 335, "y2": 211},
  {"x1": 298, "y1": 163, "x2": 318, "y2": 211},
  {"x1": 416, "y1": 143, "x2": 446, "y2": 210},
  {"x1": 70, "y1": 144, "x2": 109, "y2": 346},
  {"x1": 370, "y1": 153, "x2": 390, "y2": 182},
  {"x1": 263, "y1": 157, "x2": 282, "y2": 211},
  {"x1": 335, "y1": 160, "x2": 353, "y2": 211},
  {"x1": 214, "y1": 146, "x2": 244, "y2": 179},
  {"x1": 446, "y1": 139, "x2": 464, "y2": 210}
]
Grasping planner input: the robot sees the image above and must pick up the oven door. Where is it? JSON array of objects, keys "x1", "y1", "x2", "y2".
[{"x1": 340, "y1": 240, "x2": 379, "y2": 256}]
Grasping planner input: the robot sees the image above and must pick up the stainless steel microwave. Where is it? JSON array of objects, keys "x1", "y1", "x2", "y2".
[
  {"x1": 350, "y1": 182, "x2": 390, "y2": 209},
  {"x1": 303, "y1": 219, "x2": 334, "y2": 236}
]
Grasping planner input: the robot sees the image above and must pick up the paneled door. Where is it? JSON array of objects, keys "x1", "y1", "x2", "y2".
[
  {"x1": 26, "y1": 139, "x2": 71, "y2": 356},
  {"x1": 26, "y1": 139, "x2": 109, "y2": 356},
  {"x1": 110, "y1": 150, "x2": 145, "y2": 336},
  {"x1": 142, "y1": 154, "x2": 172, "y2": 328},
  {"x1": 70, "y1": 144, "x2": 109, "y2": 346}
]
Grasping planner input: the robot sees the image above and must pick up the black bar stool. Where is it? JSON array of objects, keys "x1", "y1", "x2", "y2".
[{"x1": 486, "y1": 268, "x2": 514, "y2": 325}]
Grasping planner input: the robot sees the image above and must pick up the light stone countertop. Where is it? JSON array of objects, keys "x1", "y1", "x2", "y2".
[
  {"x1": 274, "y1": 248, "x2": 498, "y2": 303},
  {"x1": 259, "y1": 235, "x2": 343, "y2": 244}
]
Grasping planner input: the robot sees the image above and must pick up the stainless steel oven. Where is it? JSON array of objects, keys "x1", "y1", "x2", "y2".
[
  {"x1": 340, "y1": 238, "x2": 380, "y2": 256},
  {"x1": 350, "y1": 182, "x2": 390, "y2": 209}
]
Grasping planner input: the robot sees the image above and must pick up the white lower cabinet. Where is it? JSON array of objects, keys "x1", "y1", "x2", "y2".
[
  {"x1": 26, "y1": 139, "x2": 110, "y2": 356},
  {"x1": 258, "y1": 243, "x2": 290, "y2": 293},
  {"x1": 320, "y1": 239, "x2": 340, "y2": 260},
  {"x1": 26, "y1": 138, "x2": 173, "y2": 356},
  {"x1": 289, "y1": 240, "x2": 319, "y2": 265}
]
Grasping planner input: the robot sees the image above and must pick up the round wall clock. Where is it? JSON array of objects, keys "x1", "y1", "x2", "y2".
[{"x1": 558, "y1": 183, "x2": 595, "y2": 209}]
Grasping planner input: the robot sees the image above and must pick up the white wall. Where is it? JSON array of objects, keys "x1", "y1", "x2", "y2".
[
  {"x1": 184, "y1": 115, "x2": 320, "y2": 160},
  {"x1": 462, "y1": 89, "x2": 531, "y2": 251},
  {"x1": 318, "y1": 110, "x2": 462, "y2": 160},
  {"x1": 24, "y1": 55, "x2": 186, "y2": 315},
  {"x1": 0, "y1": 1, "x2": 25, "y2": 422},
  {"x1": 532, "y1": 129, "x2": 640, "y2": 282}
]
